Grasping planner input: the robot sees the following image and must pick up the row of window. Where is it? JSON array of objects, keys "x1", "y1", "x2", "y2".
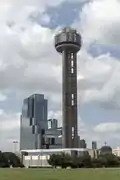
[
  {"x1": 55, "y1": 32, "x2": 80, "y2": 44},
  {"x1": 32, "y1": 126, "x2": 45, "y2": 135}
]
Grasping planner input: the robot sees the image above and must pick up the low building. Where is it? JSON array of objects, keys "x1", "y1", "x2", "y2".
[
  {"x1": 88, "y1": 149, "x2": 99, "y2": 158},
  {"x1": 21, "y1": 148, "x2": 88, "y2": 168},
  {"x1": 112, "y1": 147, "x2": 120, "y2": 157}
]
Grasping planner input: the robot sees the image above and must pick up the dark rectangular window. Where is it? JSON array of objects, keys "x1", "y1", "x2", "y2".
[
  {"x1": 42, "y1": 137, "x2": 45, "y2": 145},
  {"x1": 30, "y1": 118, "x2": 32, "y2": 126},
  {"x1": 32, "y1": 98, "x2": 34, "y2": 117},
  {"x1": 46, "y1": 144, "x2": 49, "y2": 149},
  {"x1": 51, "y1": 138, "x2": 55, "y2": 145},
  {"x1": 41, "y1": 129, "x2": 45, "y2": 135},
  {"x1": 32, "y1": 125, "x2": 35, "y2": 134}
]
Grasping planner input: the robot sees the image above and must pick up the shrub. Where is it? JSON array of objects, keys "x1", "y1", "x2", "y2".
[{"x1": 48, "y1": 152, "x2": 120, "y2": 169}]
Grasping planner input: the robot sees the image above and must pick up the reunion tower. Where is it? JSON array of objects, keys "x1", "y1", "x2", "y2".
[{"x1": 55, "y1": 27, "x2": 81, "y2": 148}]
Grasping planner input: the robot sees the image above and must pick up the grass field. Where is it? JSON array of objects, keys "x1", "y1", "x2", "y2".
[{"x1": 0, "y1": 168, "x2": 120, "y2": 180}]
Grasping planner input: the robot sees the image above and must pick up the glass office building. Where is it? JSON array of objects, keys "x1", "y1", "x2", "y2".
[{"x1": 20, "y1": 94, "x2": 48, "y2": 150}]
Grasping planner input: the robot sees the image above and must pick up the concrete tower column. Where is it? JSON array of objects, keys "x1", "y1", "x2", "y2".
[{"x1": 55, "y1": 27, "x2": 81, "y2": 148}]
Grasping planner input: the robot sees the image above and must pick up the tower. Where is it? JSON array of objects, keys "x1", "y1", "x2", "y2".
[{"x1": 55, "y1": 27, "x2": 81, "y2": 148}]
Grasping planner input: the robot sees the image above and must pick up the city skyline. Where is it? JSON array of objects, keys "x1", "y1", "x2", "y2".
[{"x1": 0, "y1": 0, "x2": 120, "y2": 151}]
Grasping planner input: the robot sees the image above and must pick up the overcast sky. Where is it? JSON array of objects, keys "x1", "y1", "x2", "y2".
[{"x1": 1, "y1": 0, "x2": 120, "y2": 151}]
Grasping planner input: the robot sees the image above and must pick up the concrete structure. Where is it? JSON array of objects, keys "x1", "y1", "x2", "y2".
[
  {"x1": 48, "y1": 119, "x2": 58, "y2": 129},
  {"x1": 92, "y1": 141, "x2": 97, "y2": 150},
  {"x1": 44, "y1": 119, "x2": 62, "y2": 149},
  {"x1": 88, "y1": 149, "x2": 99, "y2": 159},
  {"x1": 20, "y1": 94, "x2": 48, "y2": 150},
  {"x1": 79, "y1": 139, "x2": 87, "y2": 148},
  {"x1": 112, "y1": 147, "x2": 120, "y2": 157},
  {"x1": 21, "y1": 148, "x2": 88, "y2": 168},
  {"x1": 55, "y1": 27, "x2": 81, "y2": 148}
]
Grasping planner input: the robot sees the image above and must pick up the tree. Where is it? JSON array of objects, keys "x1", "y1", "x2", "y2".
[
  {"x1": 78, "y1": 154, "x2": 92, "y2": 168},
  {"x1": 99, "y1": 154, "x2": 120, "y2": 167},
  {"x1": 48, "y1": 152, "x2": 120, "y2": 169},
  {"x1": 3, "y1": 152, "x2": 24, "y2": 167},
  {"x1": 0, "y1": 151, "x2": 9, "y2": 167},
  {"x1": 48, "y1": 153, "x2": 72, "y2": 168},
  {"x1": 48, "y1": 154, "x2": 61, "y2": 168}
]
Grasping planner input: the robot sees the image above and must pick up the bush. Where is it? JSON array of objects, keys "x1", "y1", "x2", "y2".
[
  {"x1": 48, "y1": 153, "x2": 72, "y2": 168},
  {"x1": 48, "y1": 154, "x2": 62, "y2": 168},
  {"x1": 78, "y1": 154, "x2": 92, "y2": 168},
  {"x1": 48, "y1": 152, "x2": 120, "y2": 169},
  {"x1": 48, "y1": 153, "x2": 92, "y2": 168},
  {"x1": 0, "y1": 151, "x2": 24, "y2": 168},
  {"x1": 0, "y1": 151, "x2": 9, "y2": 167},
  {"x1": 98, "y1": 154, "x2": 120, "y2": 167}
]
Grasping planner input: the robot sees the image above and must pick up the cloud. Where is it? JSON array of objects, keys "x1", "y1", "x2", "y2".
[
  {"x1": 0, "y1": 109, "x2": 20, "y2": 131},
  {"x1": 0, "y1": 93, "x2": 7, "y2": 102},
  {"x1": 0, "y1": 108, "x2": 20, "y2": 151},
  {"x1": 94, "y1": 122, "x2": 120, "y2": 133},
  {"x1": 75, "y1": 0, "x2": 120, "y2": 45},
  {"x1": 78, "y1": 50, "x2": 120, "y2": 109},
  {"x1": 0, "y1": 17, "x2": 120, "y2": 109},
  {"x1": 0, "y1": 0, "x2": 119, "y2": 112},
  {"x1": 1, "y1": 0, "x2": 120, "y2": 150}
]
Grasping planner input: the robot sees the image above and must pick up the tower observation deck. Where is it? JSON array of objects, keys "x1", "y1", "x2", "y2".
[{"x1": 55, "y1": 27, "x2": 81, "y2": 148}]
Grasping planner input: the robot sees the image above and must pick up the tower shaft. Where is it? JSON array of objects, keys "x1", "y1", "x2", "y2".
[{"x1": 62, "y1": 50, "x2": 78, "y2": 148}]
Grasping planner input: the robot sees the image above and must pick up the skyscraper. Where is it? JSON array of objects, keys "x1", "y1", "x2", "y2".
[
  {"x1": 20, "y1": 94, "x2": 48, "y2": 150},
  {"x1": 92, "y1": 141, "x2": 97, "y2": 150},
  {"x1": 55, "y1": 27, "x2": 81, "y2": 148},
  {"x1": 79, "y1": 139, "x2": 87, "y2": 148}
]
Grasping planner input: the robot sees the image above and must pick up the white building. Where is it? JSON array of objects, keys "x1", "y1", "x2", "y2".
[
  {"x1": 21, "y1": 148, "x2": 88, "y2": 168},
  {"x1": 112, "y1": 147, "x2": 120, "y2": 157}
]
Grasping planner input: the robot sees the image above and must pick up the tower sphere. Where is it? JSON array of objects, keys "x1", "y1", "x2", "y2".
[{"x1": 55, "y1": 27, "x2": 81, "y2": 53}]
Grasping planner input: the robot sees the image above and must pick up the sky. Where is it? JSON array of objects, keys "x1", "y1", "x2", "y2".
[{"x1": 1, "y1": 0, "x2": 120, "y2": 151}]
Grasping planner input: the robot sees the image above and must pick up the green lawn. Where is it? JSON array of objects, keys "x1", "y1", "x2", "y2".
[{"x1": 0, "y1": 168, "x2": 120, "y2": 180}]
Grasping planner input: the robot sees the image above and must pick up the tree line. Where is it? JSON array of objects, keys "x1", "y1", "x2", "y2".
[
  {"x1": 0, "y1": 151, "x2": 24, "y2": 168},
  {"x1": 48, "y1": 152, "x2": 120, "y2": 168}
]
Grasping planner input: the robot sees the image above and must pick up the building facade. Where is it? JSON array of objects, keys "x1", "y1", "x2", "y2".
[
  {"x1": 20, "y1": 94, "x2": 48, "y2": 150},
  {"x1": 44, "y1": 119, "x2": 62, "y2": 149},
  {"x1": 112, "y1": 147, "x2": 120, "y2": 157},
  {"x1": 92, "y1": 141, "x2": 97, "y2": 150},
  {"x1": 79, "y1": 139, "x2": 87, "y2": 148}
]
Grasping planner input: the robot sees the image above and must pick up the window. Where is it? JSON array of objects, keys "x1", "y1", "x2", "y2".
[
  {"x1": 71, "y1": 100, "x2": 74, "y2": 106},
  {"x1": 71, "y1": 60, "x2": 74, "y2": 67},
  {"x1": 71, "y1": 68, "x2": 74, "y2": 74},
  {"x1": 71, "y1": 94, "x2": 75, "y2": 106},
  {"x1": 74, "y1": 34, "x2": 77, "y2": 42},
  {"x1": 46, "y1": 144, "x2": 50, "y2": 149},
  {"x1": 30, "y1": 117, "x2": 32, "y2": 126},
  {"x1": 42, "y1": 137, "x2": 45, "y2": 145},
  {"x1": 61, "y1": 33, "x2": 67, "y2": 42},
  {"x1": 32, "y1": 125, "x2": 35, "y2": 134},
  {"x1": 51, "y1": 138, "x2": 55, "y2": 145},
  {"x1": 71, "y1": 94, "x2": 74, "y2": 99},
  {"x1": 41, "y1": 129, "x2": 45, "y2": 135},
  {"x1": 68, "y1": 32, "x2": 73, "y2": 41},
  {"x1": 71, "y1": 53, "x2": 74, "y2": 60},
  {"x1": 72, "y1": 127, "x2": 75, "y2": 139}
]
